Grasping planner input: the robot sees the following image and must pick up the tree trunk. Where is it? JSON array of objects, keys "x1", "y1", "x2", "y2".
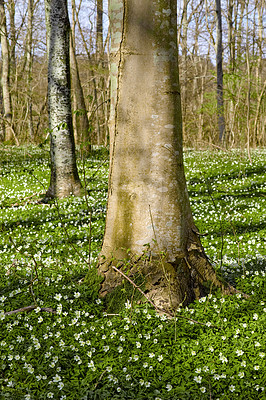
[
  {"x1": 44, "y1": 0, "x2": 82, "y2": 199},
  {"x1": 7, "y1": 0, "x2": 16, "y2": 73},
  {"x1": 98, "y1": 0, "x2": 232, "y2": 313},
  {"x1": 0, "y1": 0, "x2": 18, "y2": 144},
  {"x1": 26, "y1": 0, "x2": 34, "y2": 142},
  {"x1": 227, "y1": 0, "x2": 235, "y2": 71},
  {"x1": 0, "y1": 87, "x2": 4, "y2": 141},
  {"x1": 180, "y1": 0, "x2": 188, "y2": 138},
  {"x1": 96, "y1": 0, "x2": 103, "y2": 60},
  {"x1": 73, "y1": 4, "x2": 101, "y2": 145},
  {"x1": 236, "y1": 0, "x2": 245, "y2": 60},
  {"x1": 216, "y1": 0, "x2": 225, "y2": 143},
  {"x1": 70, "y1": 30, "x2": 91, "y2": 152},
  {"x1": 70, "y1": 0, "x2": 91, "y2": 151}
]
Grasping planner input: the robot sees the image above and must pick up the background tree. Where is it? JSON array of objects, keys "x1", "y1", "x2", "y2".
[
  {"x1": 0, "y1": 0, "x2": 264, "y2": 149},
  {"x1": 96, "y1": 0, "x2": 103, "y2": 59},
  {"x1": 44, "y1": 0, "x2": 82, "y2": 199},
  {"x1": 0, "y1": 0, "x2": 18, "y2": 144},
  {"x1": 25, "y1": 0, "x2": 34, "y2": 141},
  {"x1": 70, "y1": 0, "x2": 91, "y2": 151},
  {"x1": 98, "y1": 0, "x2": 233, "y2": 312},
  {"x1": 216, "y1": 0, "x2": 225, "y2": 143}
]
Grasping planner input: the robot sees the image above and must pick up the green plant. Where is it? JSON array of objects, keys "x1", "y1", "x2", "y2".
[{"x1": 0, "y1": 146, "x2": 265, "y2": 399}]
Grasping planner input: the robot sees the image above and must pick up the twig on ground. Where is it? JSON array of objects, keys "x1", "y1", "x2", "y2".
[
  {"x1": 9, "y1": 192, "x2": 45, "y2": 207},
  {"x1": 4, "y1": 305, "x2": 56, "y2": 316},
  {"x1": 112, "y1": 265, "x2": 162, "y2": 313},
  {"x1": 93, "y1": 370, "x2": 106, "y2": 390}
]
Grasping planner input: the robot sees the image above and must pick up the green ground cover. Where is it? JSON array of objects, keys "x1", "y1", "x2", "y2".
[{"x1": 0, "y1": 146, "x2": 265, "y2": 400}]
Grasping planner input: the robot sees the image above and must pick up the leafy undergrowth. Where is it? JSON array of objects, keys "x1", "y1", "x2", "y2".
[{"x1": 0, "y1": 145, "x2": 265, "y2": 400}]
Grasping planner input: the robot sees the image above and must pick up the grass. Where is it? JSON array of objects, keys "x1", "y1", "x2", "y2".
[{"x1": 0, "y1": 145, "x2": 265, "y2": 400}]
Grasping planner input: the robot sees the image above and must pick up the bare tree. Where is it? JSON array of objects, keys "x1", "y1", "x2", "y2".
[
  {"x1": 216, "y1": 0, "x2": 225, "y2": 143},
  {"x1": 25, "y1": 0, "x2": 34, "y2": 141},
  {"x1": 70, "y1": 0, "x2": 91, "y2": 151},
  {"x1": 96, "y1": 0, "x2": 103, "y2": 60},
  {"x1": 0, "y1": 0, "x2": 18, "y2": 144}
]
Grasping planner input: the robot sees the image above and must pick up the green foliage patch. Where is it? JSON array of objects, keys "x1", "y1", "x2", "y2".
[{"x1": 0, "y1": 146, "x2": 265, "y2": 399}]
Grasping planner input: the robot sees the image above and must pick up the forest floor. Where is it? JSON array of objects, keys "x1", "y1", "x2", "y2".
[{"x1": 0, "y1": 146, "x2": 265, "y2": 400}]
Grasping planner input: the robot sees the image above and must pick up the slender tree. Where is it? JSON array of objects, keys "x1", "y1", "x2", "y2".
[
  {"x1": 96, "y1": 0, "x2": 103, "y2": 60},
  {"x1": 7, "y1": 0, "x2": 16, "y2": 72},
  {"x1": 25, "y1": 0, "x2": 34, "y2": 141},
  {"x1": 98, "y1": 0, "x2": 234, "y2": 312},
  {"x1": 0, "y1": 0, "x2": 18, "y2": 144},
  {"x1": 70, "y1": 0, "x2": 91, "y2": 150},
  {"x1": 44, "y1": 0, "x2": 82, "y2": 198},
  {"x1": 216, "y1": 0, "x2": 225, "y2": 143}
]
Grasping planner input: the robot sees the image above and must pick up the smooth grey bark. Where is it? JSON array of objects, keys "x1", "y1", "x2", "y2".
[
  {"x1": 70, "y1": 0, "x2": 91, "y2": 150},
  {"x1": 181, "y1": 0, "x2": 188, "y2": 129},
  {"x1": 0, "y1": 0, "x2": 18, "y2": 144},
  {"x1": 96, "y1": 0, "x2": 103, "y2": 59},
  {"x1": 45, "y1": 0, "x2": 82, "y2": 199},
  {"x1": 216, "y1": 0, "x2": 225, "y2": 143},
  {"x1": 7, "y1": 0, "x2": 15, "y2": 72},
  {"x1": 98, "y1": 0, "x2": 233, "y2": 312},
  {"x1": 72, "y1": 4, "x2": 102, "y2": 144},
  {"x1": 227, "y1": 0, "x2": 235, "y2": 71},
  {"x1": 26, "y1": 0, "x2": 34, "y2": 141},
  {"x1": 0, "y1": 87, "x2": 4, "y2": 140},
  {"x1": 70, "y1": 30, "x2": 91, "y2": 151}
]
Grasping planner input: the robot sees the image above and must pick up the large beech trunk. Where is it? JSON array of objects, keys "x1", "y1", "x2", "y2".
[
  {"x1": 98, "y1": 0, "x2": 232, "y2": 312},
  {"x1": 45, "y1": 0, "x2": 82, "y2": 199}
]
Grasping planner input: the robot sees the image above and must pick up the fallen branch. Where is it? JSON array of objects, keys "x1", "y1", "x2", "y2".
[
  {"x1": 9, "y1": 192, "x2": 45, "y2": 207},
  {"x1": 4, "y1": 305, "x2": 56, "y2": 316}
]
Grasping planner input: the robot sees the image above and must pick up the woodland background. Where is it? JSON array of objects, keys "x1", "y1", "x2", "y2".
[{"x1": 0, "y1": 0, "x2": 265, "y2": 151}]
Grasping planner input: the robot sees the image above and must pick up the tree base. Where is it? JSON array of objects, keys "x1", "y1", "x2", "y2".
[
  {"x1": 44, "y1": 180, "x2": 83, "y2": 200},
  {"x1": 98, "y1": 239, "x2": 237, "y2": 314}
]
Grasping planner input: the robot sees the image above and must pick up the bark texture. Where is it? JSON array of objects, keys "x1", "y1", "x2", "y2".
[
  {"x1": 0, "y1": 0, "x2": 17, "y2": 143},
  {"x1": 216, "y1": 0, "x2": 225, "y2": 143},
  {"x1": 70, "y1": 30, "x2": 91, "y2": 151},
  {"x1": 45, "y1": 0, "x2": 82, "y2": 199},
  {"x1": 99, "y1": 0, "x2": 232, "y2": 312},
  {"x1": 26, "y1": 0, "x2": 34, "y2": 141},
  {"x1": 96, "y1": 0, "x2": 103, "y2": 59}
]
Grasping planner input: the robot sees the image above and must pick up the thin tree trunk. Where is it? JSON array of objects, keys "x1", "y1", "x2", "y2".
[
  {"x1": 7, "y1": 0, "x2": 16, "y2": 72},
  {"x1": 95, "y1": 0, "x2": 106, "y2": 145},
  {"x1": 0, "y1": 85, "x2": 4, "y2": 140},
  {"x1": 181, "y1": 0, "x2": 188, "y2": 136},
  {"x1": 246, "y1": 3, "x2": 252, "y2": 162},
  {"x1": 216, "y1": 0, "x2": 225, "y2": 143},
  {"x1": 96, "y1": 0, "x2": 103, "y2": 60},
  {"x1": 254, "y1": 0, "x2": 264, "y2": 145},
  {"x1": 69, "y1": 30, "x2": 91, "y2": 151},
  {"x1": 227, "y1": 0, "x2": 235, "y2": 71},
  {"x1": 26, "y1": 0, "x2": 34, "y2": 142},
  {"x1": 73, "y1": 6, "x2": 101, "y2": 144},
  {"x1": 254, "y1": 80, "x2": 266, "y2": 146},
  {"x1": 237, "y1": 0, "x2": 245, "y2": 60},
  {"x1": 44, "y1": 0, "x2": 82, "y2": 199},
  {"x1": 0, "y1": 0, "x2": 18, "y2": 145}
]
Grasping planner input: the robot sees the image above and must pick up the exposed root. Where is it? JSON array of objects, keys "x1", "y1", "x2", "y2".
[{"x1": 98, "y1": 233, "x2": 249, "y2": 313}]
